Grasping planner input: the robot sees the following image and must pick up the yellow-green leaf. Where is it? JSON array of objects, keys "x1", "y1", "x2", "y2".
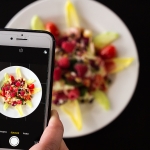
[
  {"x1": 15, "y1": 105, "x2": 23, "y2": 116},
  {"x1": 108, "y1": 57, "x2": 134, "y2": 74},
  {"x1": 32, "y1": 88, "x2": 41, "y2": 94},
  {"x1": 16, "y1": 67, "x2": 22, "y2": 78},
  {"x1": 65, "y1": 0, "x2": 80, "y2": 27},
  {"x1": 26, "y1": 79, "x2": 35, "y2": 84},
  {"x1": 60, "y1": 100, "x2": 82, "y2": 130},
  {"x1": 3, "y1": 103, "x2": 9, "y2": 110},
  {"x1": 4, "y1": 73, "x2": 9, "y2": 81},
  {"x1": 26, "y1": 100, "x2": 32, "y2": 108},
  {"x1": 93, "y1": 90, "x2": 110, "y2": 110}
]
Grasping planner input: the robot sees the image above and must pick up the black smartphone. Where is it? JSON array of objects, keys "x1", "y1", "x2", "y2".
[{"x1": 0, "y1": 29, "x2": 55, "y2": 150}]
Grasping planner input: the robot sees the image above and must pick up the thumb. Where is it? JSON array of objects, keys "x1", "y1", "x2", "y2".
[{"x1": 30, "y1": 110, "x2": 64, "y2": 150}]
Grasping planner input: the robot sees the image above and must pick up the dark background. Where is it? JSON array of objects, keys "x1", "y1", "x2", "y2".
[{"x1": 0, "y1": 0, "x2": 149, "y2": 150}]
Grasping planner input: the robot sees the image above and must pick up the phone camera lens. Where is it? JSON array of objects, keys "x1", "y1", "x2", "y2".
[{"x1": 10, "y1": 37, "x2": 13, "y2": 40}]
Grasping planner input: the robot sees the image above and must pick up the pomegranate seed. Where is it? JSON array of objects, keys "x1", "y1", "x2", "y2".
[{"x1": 12, "y1": 101, "x2": 17, "y2": 106}]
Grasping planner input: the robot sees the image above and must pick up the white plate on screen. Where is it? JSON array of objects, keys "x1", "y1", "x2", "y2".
[
  {"x1": 0, "y1": 66, "x2": 42, "y2": 118},
  {"x1": 6, "y1": 0, "x2": 139, "y2": 137}
]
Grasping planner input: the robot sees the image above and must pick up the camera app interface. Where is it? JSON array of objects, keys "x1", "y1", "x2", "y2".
[{"x1": 0, "y1": 45, "x2": 50, "y2": 149}]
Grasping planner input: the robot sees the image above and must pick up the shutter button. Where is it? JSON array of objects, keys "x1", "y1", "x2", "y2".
[{"x1": 9, "y1": 136, "x2": 19, "y2": 147}]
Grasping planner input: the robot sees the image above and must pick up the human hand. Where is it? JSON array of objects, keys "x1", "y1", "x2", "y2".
[{"x1": 30, "y1": 110, "x2": 69, "y2": 150}]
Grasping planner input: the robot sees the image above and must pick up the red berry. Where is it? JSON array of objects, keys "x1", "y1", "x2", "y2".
[
  {"x1": 10, "y1": 75, "x2": 15, "y2": 82},
  {"x1": 74, "y1": 63, "x2": 88, "y2": 78},
  {"x1": 62, "y1": 41, "x2": 76, "y2": 53},
  {"x1": 2, "y1": 91, "x2": 5, "y2": 96},
  {"x1": 58, "y1": 57, "x2": 70, "y2": 68},
  {"x1": 100, "y1": 45, "x2": 117, "y2": 59},
  {"x1": 53, "y1": 67, "x2": 62, "y2": 81},
  {"x1": 17, "y1": 100, "x2": 22, "y2": 104},
  {"x1": 20, "y1": 90, "x2": 25, "y2": 96},
  {"x1": 68, "y1": 89, "x2": 80, "y2": 100},
  {"x1": 10, "y1": 92, "x2": 16, "y2": 97},
  {"x1": 15, "y1": 81, "x2": 21, "y2": 87},
  {"x1": 9, "y1": 86, "x2": 13, "y2": 91},
  {"x1": 45, "y1": 22, "x2": 60, "y2": 38},
  {"x1": 28, "y1": 84, "x2": 34, "y2": 89}
]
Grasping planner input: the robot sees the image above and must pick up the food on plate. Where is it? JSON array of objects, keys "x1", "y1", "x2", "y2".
[
  {"x1": 30, "y1": 0, "x2": 134, "y2": 130},
  {"x1": 0, "y1": 67, "x2": 41, "y2": 116}
]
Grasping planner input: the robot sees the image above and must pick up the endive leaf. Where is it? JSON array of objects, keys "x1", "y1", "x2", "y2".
[
  {"x1": 16, "y1": 67, "x2": 22, "y2": 78},
  {"x1": 15, "y1": 105, "x2": 23, "y2": 116},
  {"x1": 4, "y1": 73, "x2": 9, "y2": 81},
  {"x1": 93, "y1": 90, "x2": 110, "y2": 110},
  {"x1": 26, "y1": 100, "x2": 32, "y2": 108},
  {"x1": 60, "y1": 100, "x2": 82, "y2": 130},
  {"x1": 3, "y1": 103, "x2": 9, "y2": 110},
  {"x1": 32, "y1": 88, "x2": 41, "y2": 94},
  {"x1": 65, "y1": 0, "x2": 80, "y2": 27},
  {"x1": 108, "y1": 57, "x2": 134, "y2": 74},
  {"x1": 26, "y1": 79, "x2": 35, "y2": 84}
]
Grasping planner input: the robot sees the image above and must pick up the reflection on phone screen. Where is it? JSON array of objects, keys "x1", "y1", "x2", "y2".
[{"x1": 0, "y1": 46, "x2": 50, "y2": 149}]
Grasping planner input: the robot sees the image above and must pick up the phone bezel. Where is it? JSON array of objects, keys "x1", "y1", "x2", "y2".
[{"x1": 0, "y1": 28, "x2": 55, "y2": 149}]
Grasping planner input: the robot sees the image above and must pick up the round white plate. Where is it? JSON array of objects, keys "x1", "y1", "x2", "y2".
[
  {"x1": 6, "y1": 0, "x2": 139, "y2": 137},
  {"x1": 0, "y1": 66, "x2": 42, "y2": 118}
]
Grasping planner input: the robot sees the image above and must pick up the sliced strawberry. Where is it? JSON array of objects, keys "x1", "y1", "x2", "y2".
[
  {"x1": 58, "y1": 57, "x2": 70, "y2": 69},
  {"x1": 62, "y1": 41, "x2": 76, "y2": 53},
  {"x1": 53, "y1": 67, "x2": 62, "y2": 81},
  {"x1": 74, "y1": 63, "x2": 88, "y2": 78},
  {"x1": 68, "y1": 88, "x2": 80, "y2": 100}
]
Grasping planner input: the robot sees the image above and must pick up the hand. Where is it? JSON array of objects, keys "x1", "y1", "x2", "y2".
[{"x1": 30, "y1": 110, "x2": 69, "y2": 150}]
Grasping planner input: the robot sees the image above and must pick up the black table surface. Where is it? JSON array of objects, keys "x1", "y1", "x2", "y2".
[{"x1": 0, "y1": 0, "x2": 149, "y2": 150}]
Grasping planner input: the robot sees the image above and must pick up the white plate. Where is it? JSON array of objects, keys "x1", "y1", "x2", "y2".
[
  {"x1": 6, "y1": 0, "x2": 139, "y2": 137},
  {"x1": 0, "y1": 66, "x2": 42, "y2": 118}
]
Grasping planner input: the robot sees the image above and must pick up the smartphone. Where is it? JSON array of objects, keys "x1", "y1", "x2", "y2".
[{"x1": 0, "y1": 29, "x2": 55, "y2": 150}]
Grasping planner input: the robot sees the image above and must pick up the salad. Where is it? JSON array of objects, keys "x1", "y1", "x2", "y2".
[
  {"x1": 0, "y1": 67, "x2": 41, "y2": 116},
  {"x1": 31, "y1": 0, "x2": 133, "y2": 130}
]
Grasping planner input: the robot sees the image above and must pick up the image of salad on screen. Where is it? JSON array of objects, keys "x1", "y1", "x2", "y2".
[
  {"x1": 0, "y1": 67, "x2": 41, "y2": 117},
  {"x1": 31, "y1": 0, "x2": 134, "y2": 130}
]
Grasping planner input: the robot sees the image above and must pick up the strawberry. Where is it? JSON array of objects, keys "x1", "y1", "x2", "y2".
[
  {"x1": 62, "y1": 41, "x2": 76, "y2": 53},
  {"x1": 74, "y1": 63, "x2": 88, "y2": 78},
  {"x1": 53, "y1": 67, "x2": 62, "y2": 81},
  {"x1": 68, "y1": 88, "x2": 80, "y2": 100},
  {"x1": 58, "y1": 57, "x2": 70, "y2": 69}
]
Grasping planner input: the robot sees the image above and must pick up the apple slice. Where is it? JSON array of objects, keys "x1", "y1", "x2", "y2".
[
  {"x1": 93, "y1": 32, "x2": 119, "y2": 49},
  {"x1": 60, "y1": 100, "x2": 82, "y2": 130},
  {"x1": 31, "y1": 15, "x2": 45, "y2": 30},
  {"x1": 106, "y1": 57, "x2": 134, "y2": 74},
  {"x1": 65, "y1": 0, "x2": 80, "y2": 27},
  {"x1": 93, "y1": 90, "x2": 110, "y2": 110}
]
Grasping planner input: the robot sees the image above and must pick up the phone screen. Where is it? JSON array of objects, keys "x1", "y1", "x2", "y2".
[{"x1": 0, "y1": 45, "x2": 51, "y2": 149}]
